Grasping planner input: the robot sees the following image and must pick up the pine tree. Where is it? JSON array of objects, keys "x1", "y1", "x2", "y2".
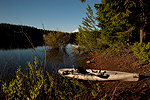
[
  {"x1": 95, "y1": 0, "x2": 136, "y2": 45},
  {"x1": 78, "y1": 0, "x2": 150, "y2": 52},
  {"x1": 76, "y1": 4, "x2": 108, "y2": 52}
]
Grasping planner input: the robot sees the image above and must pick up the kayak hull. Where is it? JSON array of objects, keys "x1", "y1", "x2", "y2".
[{"x1": 58, "y1": 68, "x2": 139, "y2": 81}]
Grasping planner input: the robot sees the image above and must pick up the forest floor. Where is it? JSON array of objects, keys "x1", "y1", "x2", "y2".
[{"x1": 87, "y1": 52, "x2": 150, "y2": 100}]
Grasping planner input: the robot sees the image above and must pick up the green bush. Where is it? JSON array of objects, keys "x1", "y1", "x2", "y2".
[
  {"x1": 2, "y1": 58, "x2": 53, "y2": 100},
  {"x1": 2, "y1": 58, "x2": 106, "y2": 99},
  {"x1": 104, "y1": 43, "x2": 131, "y2": 56},
  {"x1": 131, "y1": 42, "x2": 150, "y2": 65},
  {"x1": 43, "y1": 31, "x2": 70, "y2": 48}
]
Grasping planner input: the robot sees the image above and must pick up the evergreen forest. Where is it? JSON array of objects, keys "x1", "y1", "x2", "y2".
[
  {"x1": 76, "y1": 0, "x2": 150, "y2": 65},
  {"x1": 77, "y1": 0, "x2": 150, "y2": 51},
  {"x1": 0, "y1": 23, "x2": 45, "y2": 49}
]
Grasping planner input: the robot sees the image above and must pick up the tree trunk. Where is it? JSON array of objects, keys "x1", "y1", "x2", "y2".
[
  {"x1": 140, "y1": 0, "x2": 143, "y2": 43},
  {"x1": 140, "y1": 27, "x2": 144, "y2": 43},
  {"x1": 140, "y1": 0, "x2": 147, "y2": 43}
]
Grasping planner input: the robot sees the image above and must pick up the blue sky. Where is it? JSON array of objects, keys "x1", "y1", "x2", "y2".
[{"x1": 0, "y1": 0, "x2": 101, "y2": 32}]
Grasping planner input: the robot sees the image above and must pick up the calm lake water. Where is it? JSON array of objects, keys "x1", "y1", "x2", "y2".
[{"x1": 0, "y1": 44, "x2": 87, "y2": 79}]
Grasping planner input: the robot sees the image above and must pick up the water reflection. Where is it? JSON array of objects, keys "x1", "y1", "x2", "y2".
[
  {"x1": 71, "y1": 52, "x2": 89, "y2": 68},
  {"x1": 45, "y1": 44, "x2": 89, "y2": 70},
  {"x1": 46, "y1": 47, "x2": 70, "y2": 65},
  {"x1": 0, "y1": 44, "x2": 89, "y2": 81}
]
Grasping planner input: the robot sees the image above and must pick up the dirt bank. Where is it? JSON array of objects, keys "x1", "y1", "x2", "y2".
[{"x1": 88, "y1": 52, "x2": 150, "y2": 100}]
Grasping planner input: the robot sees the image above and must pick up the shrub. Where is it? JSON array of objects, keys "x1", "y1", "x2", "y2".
[
  {"x1": 43, "y1": 31, "x2": 70, "y2": 48},
  {"x1": 131, "y1": 42, "x2": 150, "y2": 65},
  {"x1": 2, "y1": 58, "x2": 53, "y2": 100},
  {"x1": 2, "y1": 58, "x2": 106, "y2": 99},
  {"x1": 104, "y1": 43, "x2": 131, "y2": 56}
]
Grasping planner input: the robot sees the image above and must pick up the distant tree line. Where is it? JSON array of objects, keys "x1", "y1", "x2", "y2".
[
  {"x1": 0, "y1": 23, "x2": 45, "y2": 49},
  {"x1": 0, "y1": 23, "x2": 78, "y2": 49}
]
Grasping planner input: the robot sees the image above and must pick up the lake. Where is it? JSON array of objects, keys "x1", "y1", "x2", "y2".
[{"x1": 0, "y1": 44, "x2": 88, "y2": 80}]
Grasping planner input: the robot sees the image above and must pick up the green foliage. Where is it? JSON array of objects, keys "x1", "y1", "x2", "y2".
[
  {"x1": 131, "y1": 42, "x2": 150, "y2": 65},
  {"x1": 105, "y1": 43, "x2": 132, "y2": 56},
  {"x1": 78, "y1": 0, "x2": 150, "y2": 53},
  {"x1": 26, "y1": 59, "x2": 44, "y2": 99},
  {"x1": 77, "y1": 0, "x2": 150, "y2": 53},
  {"x1": 76, "y1": 4, "x2": 109, "y2": 53},
  {"x1": 88, "y1": 81, "x2": 107, "y2": 99},
  {"x1": 77, "y1": 0, "x2": 137, "y2": 53},
  {"x1": 2, "y1": 58, "x2": 51, "y2": 100},
  {"x1": 95, "y1": 0, "x2": 135, "y2": 44},
  {"x1": 43, "y1": 31, "x2": 70, "y2": 48},
  {"x1": 2, "y1": 58, "x2": 106, "y2": 99},
  {"x1": 91, "y1": 83, "x2": 101, "y2": 98},
  {"x1": 2, "y1": 67, "x2": 24, "y2": 100}
]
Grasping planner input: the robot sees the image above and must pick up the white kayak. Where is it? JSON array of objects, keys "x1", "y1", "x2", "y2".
[{"x1": 58, "y1": 68, "x2": 139, "y2": 81}]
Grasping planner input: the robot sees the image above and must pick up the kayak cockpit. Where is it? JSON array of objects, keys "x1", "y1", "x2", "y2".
[{"x1": 61, "y1": 67, "x2": 110, "y2": 79}]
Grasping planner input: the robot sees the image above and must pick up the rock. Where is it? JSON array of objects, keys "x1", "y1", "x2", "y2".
[{"x1": 86, "y1": 60, "x2": 91, "y2": 64}]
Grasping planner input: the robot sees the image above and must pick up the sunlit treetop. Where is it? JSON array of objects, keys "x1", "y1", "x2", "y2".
[{"x1": 79, "y1": 0, "x2": 86, "y2": 3}]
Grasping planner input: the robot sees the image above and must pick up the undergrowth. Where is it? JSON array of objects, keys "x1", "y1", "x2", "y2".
[
  {"x1": 2, "y1": 58, "x2": 107, "y2": 100},
  {"x1": 101, "y1": 42, "x2": 150, "y2": 65},
  {"x1": 131, "y1": 42, "x2": 150, "y2": 65},
  {"x1": 104, "y1": 43, "x2": 132, "y2": 56}
]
